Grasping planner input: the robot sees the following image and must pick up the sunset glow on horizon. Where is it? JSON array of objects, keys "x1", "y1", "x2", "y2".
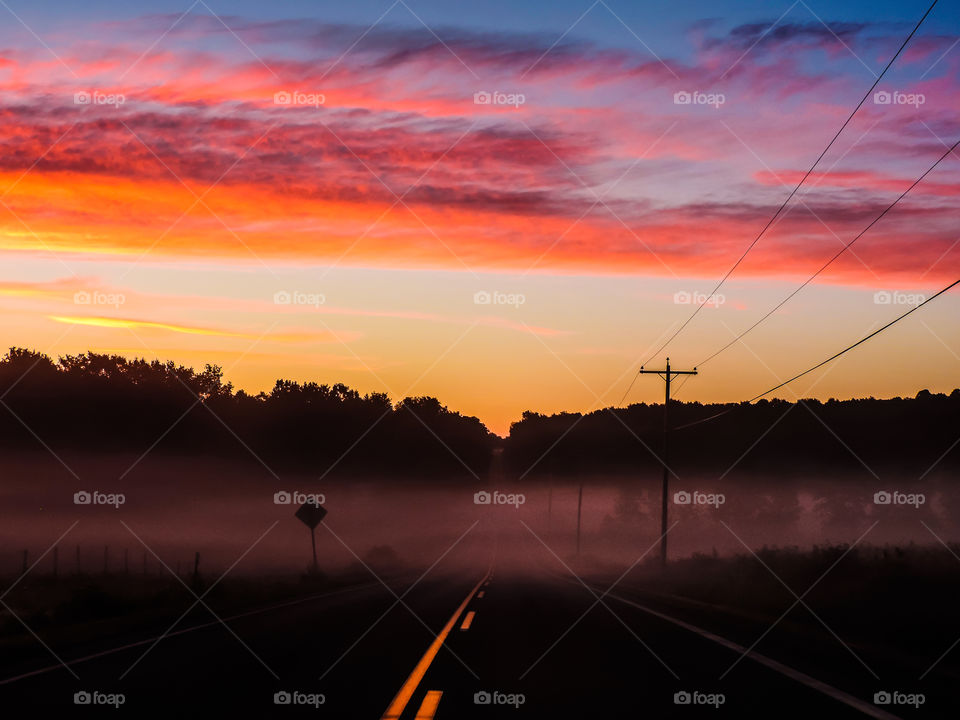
[{"x1": 1, "y1": 0, "x2": 958, "y2": 434}]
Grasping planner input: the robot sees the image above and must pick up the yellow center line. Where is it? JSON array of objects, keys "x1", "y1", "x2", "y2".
[
  {"x1": 460, "y1": 611, "x2": 476, "y2": 631},
  {"x1": 477, "y1": 590, "x2": 485, "y2": 598},
  {"x1": 414, "y1": 690, "x2": 443, "y2": 720},
  {"x1": 380, "y1": 570, "x2": 490, "y2": 720}
]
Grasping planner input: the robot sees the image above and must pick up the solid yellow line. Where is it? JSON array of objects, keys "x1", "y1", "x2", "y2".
[
  {"x1": 380, "y1": 571, "x2": 489, "y2": 720},
  {"x1": 460, "y1": 611, "x2": 476, "y2": 630},
  {"x1": 414, "y1": 690, "x2": 443, "y2": 720}
]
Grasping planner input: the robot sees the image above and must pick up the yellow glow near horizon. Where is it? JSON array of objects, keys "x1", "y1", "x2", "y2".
[{"x1": 48, "y1": 315, "x2": 245, "y2": 338}]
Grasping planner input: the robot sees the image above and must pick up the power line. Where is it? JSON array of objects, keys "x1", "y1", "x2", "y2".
[
  {"x1": 618, "y1": 365, "x2": 643, "y2": 405},
  {"x1": 630, "y1": 0, "x2": 940, "y2": 374},
  {"x1": 746, "y1": 277, "x2": 959, "y2": 402},
  {"x1": 673, "y1": 404, "x2": 734, "y2": 430},
  {"x1": 673, "y1": 276, "x2": 960, "y2": 429},
  {"x1": 696, "y1": 135, "x2": 960, "y2": 369}
]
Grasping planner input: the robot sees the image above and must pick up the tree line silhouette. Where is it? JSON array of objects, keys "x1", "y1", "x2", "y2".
[
  {"x1": 505, "y1": 390, "x2": 960, "y2": 478},
  {"x1": 0, "y1": 348, "x2": 493, "y2": 477},
  {"x1": 1, "y1": 347, "x2": 956, "y2": 479}
]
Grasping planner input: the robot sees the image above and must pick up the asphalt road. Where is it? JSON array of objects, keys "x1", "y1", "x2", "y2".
[{"x1": 1, "y1": 529, "x2": 955, "y2": 718}]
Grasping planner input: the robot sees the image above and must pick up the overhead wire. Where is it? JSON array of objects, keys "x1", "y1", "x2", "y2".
[
  {"x1": 673, "y1": 277, "x2": 960, "y2": 429},
  {"x1": 619, "y1": 0, "x2": 941, "y2": 404}
]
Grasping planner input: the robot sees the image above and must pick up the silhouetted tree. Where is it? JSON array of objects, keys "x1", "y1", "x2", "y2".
[
  {"x1": 503, "y1": 391, "x2": 960, "y2": 479},
  {"x1": 0, "y1": 347, "x2": 493, "y2": 478}
]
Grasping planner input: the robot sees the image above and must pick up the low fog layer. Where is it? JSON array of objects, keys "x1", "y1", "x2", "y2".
[{"x1": 1, "y1": 451, "x2": 953, "y2": 579}]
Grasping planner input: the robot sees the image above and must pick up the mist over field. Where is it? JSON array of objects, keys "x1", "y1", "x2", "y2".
[
  {"x1": 2, "y1": 450, "x2": 954, "y2": 579},
  {"x1": 2, "y1": 0, "x2": 959, "y2": 713}
]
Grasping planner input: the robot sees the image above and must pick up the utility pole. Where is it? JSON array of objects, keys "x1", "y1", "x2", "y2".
[{"x1": 637, "y1": 358, "x2": 697, "y2": 568}]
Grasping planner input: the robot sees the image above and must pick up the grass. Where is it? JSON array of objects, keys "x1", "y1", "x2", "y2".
[{"x1": 609, "y1": 543, "x2": 960, "y2": 654}]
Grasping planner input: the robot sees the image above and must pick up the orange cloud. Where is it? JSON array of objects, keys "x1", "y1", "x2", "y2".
[
  {"x1": 0, "y1": 14, "x2": 955, "y2": 291},
  {"x1": 46, "y1": 315, "x2": 354, "y2": 343}
]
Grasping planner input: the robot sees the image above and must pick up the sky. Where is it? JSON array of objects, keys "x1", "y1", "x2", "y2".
[{"x1": 0, "y1": 0, "x2": 958, "y2": 434}]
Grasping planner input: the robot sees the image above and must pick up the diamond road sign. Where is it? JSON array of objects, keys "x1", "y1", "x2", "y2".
[{"x1": 295, "y1": 502, "x2": 327, "y2": 529}]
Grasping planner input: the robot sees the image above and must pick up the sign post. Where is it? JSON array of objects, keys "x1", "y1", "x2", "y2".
[{"x1": 294, "y1": 502, "x2": 328, "y2": 573}]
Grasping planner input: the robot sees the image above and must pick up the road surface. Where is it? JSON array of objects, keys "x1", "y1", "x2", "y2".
[{"x1": 0, "y1": 530, "x2": 954, "y2": 718}]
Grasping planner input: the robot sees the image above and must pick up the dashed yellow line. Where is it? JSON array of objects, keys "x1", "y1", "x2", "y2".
[
  {"x1": 477, "y1": 590, "x2": 485, "y2": 598},
  {"x1": 460, "y1": 611, "x2": 476, "y2": 630},
  {"x1": 414, "y1": 690, "x2": 443, "y2": 719},
  {"x1": 380, "y1": 571, "x2": 490, "y2": 720}
]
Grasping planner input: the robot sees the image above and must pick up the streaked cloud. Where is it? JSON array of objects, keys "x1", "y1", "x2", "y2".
[{"x1": 46, "y1": 314, "x2": 355, "y2": 343}]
